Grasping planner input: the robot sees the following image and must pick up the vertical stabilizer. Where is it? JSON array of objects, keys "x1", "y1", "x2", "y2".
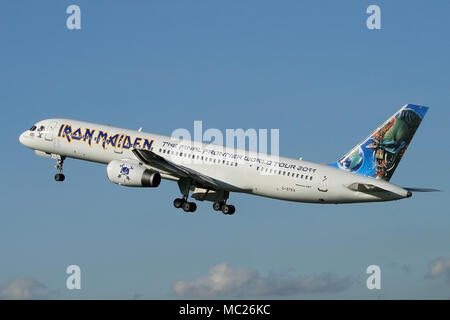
[{"x1": 329, "y1": 104, "x2": 429, "y2": 181}]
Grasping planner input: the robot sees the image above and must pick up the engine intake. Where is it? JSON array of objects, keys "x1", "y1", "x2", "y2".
[{"x1": 106, "y1": 159, "x2": 161, "y2": 188}]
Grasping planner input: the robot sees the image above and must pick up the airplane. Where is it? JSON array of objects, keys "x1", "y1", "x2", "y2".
[{"x1": 19, "y1": 104, "x2": 437, "y2": 215}]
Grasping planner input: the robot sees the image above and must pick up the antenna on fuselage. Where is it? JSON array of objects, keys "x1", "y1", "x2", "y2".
[{"x1": 138, "y1": 127, "x2": 143, "y2": 132}]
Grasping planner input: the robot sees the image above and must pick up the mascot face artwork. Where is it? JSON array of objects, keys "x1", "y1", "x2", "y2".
[
  {"x1": 334, "y1": 104, "x2": 427, "y2": 182},
  {"x1": 366, "y1": 108, "x2": 422, "y2": 181}
]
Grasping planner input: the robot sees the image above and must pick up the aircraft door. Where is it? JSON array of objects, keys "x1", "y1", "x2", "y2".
[
  {"x1": 45, "y1": 121, "x2": 58, "y2": 141},
  {"x1": 114, "y1": 135, "x2": 123, "y2": 154},
  {"x1": 317, "y1": 174, "x2": 329, "y2": 196}
]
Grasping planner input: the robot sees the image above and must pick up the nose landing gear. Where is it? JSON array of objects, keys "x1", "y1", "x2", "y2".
[{"x1": 54, "y1": 156, "x2": 66, "y2": 182}]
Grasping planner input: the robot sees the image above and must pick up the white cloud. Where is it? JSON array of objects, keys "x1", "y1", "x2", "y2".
[
  {"x1": 172, "y1": 262, "x2": 353, "y2": 298},
  {"x1": 426, "y1": 257, "x2": 450, "y2": 281},
  {"x1": 0, "y1": 277, "x2": 53, "y2": 299}
]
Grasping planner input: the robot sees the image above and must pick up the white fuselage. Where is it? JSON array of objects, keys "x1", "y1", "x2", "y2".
[{"x1": 19, "y1": 118, "x2": 411, "y2": 204}]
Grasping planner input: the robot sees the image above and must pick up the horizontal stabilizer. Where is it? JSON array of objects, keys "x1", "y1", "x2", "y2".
[
  {"x1": 404, "y1": 187, "x2": 442, "y2": 192},
  {"x1": 347, "y1": 183, "x2": 387, "y2": 193},
  {"x1": 347, "y1": 182, "x2": 410, "y2": 199}
]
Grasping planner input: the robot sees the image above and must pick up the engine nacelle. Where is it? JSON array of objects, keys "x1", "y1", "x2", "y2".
[{"x1": 106, "y1": 159, "x2": 161, "y2": 188}]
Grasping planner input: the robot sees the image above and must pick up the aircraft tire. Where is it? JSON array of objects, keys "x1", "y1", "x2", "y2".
[
  {"x1": 173, "y1": 198, "x2": 184, "y2": 208},
  {"x1": 213, "y1": 201, "x2": 223, "y2": 211}
]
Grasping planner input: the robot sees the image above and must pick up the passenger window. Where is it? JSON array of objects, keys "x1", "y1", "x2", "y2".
[
  {"x1": 305, "y1": 175, "x2": 308, "y2": 179},
  {"x1": 310, "y1": 176, "x2": 313, "y2": 180},
  {"x1": 287, "y1": 172, "x2": 290, "y2": 176}
]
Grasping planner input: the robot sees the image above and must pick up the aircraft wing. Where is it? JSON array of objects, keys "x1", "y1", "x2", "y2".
[{"x1": 132, "y1": 148, "x2": 221, "y2": 189}]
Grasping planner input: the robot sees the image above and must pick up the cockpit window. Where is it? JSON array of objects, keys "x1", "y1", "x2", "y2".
[{"x1": 29, "y1": 125, "x2": 37, "y2": 131}]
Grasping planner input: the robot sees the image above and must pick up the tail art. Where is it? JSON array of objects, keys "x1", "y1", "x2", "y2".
[{"x1": 330, "y1": 104, "x2": 429, "y2": 181}]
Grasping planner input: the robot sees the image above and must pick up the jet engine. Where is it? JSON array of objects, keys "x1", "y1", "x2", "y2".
[{"x1": 106, "y1": 159, "x2": 161, "y2": 187}]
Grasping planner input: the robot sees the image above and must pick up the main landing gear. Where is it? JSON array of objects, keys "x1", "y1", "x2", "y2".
[
  {"x1": 54, "y1": 156, "x2": 66, "y2": 182},
  {"x1": 173, "y1": 179, "x2": 197, "y2": 213},
  {"x1": 212, "y1": 201, "x2": 236, "y2": 215},
  {"x1": 173, "y1": 197, "x2": 197, "y2": 213},
  {"x1": 172, "y1": 179, "x2": 236, "y2": 215},
  {"x1": 211, "y1": 190, "x2": 235, "y2": 215}
]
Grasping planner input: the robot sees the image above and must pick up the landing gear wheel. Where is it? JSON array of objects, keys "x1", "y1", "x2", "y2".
[
  {"x1": 189, "y1": 202, "x2": 197, "y2": 212},
  {"x1": 182, "y1": 201, "x2": 196, "y2": 213},
  {"x1": 221, "y1": 204, "x2": 236, "y2": 215},
  {"x1": 222, "y1": 204, "x2": 230, "y2": 215},
  {"x1": 54, "y1": 173, "x2": 65, "y2": 182},
  {"x1": 213, "y1": 201, "x2": 224, "y2": 211},
  {"x1": 173, "y1": 198, "x2": 185, "y2": 209}
]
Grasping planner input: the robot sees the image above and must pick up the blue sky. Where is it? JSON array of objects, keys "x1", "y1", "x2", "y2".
[{"x1": 0, "y1": 1, "x2": 449, "y2": 299}]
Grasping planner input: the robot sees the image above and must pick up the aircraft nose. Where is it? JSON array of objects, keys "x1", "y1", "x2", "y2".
[{"x1": 19, "y1": 131, "x2": 28, "y2": 146}]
